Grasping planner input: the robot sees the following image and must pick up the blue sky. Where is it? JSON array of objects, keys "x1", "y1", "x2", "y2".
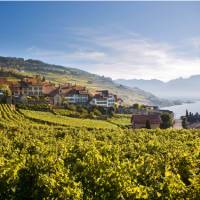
[{"x1": 0, "y1": 2, "x2": 200, "y2": 81}]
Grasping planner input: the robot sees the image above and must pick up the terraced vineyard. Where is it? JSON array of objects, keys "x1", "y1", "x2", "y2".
[
  {"x1": 0, "y1": 104, "x2": 32, "y2": 127},
  {"x1": 0, "y1": 104, "x2": 53, "y2": 129},
  {"x1": 0, "y1": 104, "x2": 200, "y2": 199},
  {"x1": 108, "y1": 114, "x2": 131, "y2": 127},
  {"x1": 20, "y1": 109, "x2": 118, "y2": 129}
]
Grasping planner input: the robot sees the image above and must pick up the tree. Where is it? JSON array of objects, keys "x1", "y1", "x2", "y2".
[
  {"x1": 0, "y1": 84, "x2": 11, "y2": 103},
  {"x1": 42, "y1": 76, "x2": 45, "y2": 82},
  {"x1": 0, "y1": 84, "x2": 11, "y2": 96},
  {"x1": 160, "y1": 113, "x2": 173, "y2": 129},
  {"x1": 133, "y1": 103, "x2": 140, "y2": 110},
  {"x1": 182, "y1": 117, "x2": 187, "y2": 129},
  {"x1": 77, "y1": 107, "x2": 88, "y2": 117},
  {"x1": 93, "y1": 108, "x2": 102, "y2": 116},
  {"x1": 186, "y1": 109, "x2": 189, "y2": 118},
  {"x1": 67, "y1": 104, "x2": 76, "y2": 111}
]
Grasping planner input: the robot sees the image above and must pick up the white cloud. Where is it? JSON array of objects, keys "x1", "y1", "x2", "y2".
[
  {"x1": 188, "y1": 37, "x2": 200, "y2": 49},
  {"x1": 27, "y1": 46, "x2": 106, "y2": 60},
  {"x1": 26, "y1": 29, "x2": 200, "y2": 81}
]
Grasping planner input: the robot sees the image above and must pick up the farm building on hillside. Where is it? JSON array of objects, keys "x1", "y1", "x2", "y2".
[{"x1": 131, "y1": 113, "x2": 161, "y2": 129}]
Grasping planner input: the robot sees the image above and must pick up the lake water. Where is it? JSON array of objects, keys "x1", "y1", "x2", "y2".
[{"x1": 162, "y1": 101, "x2": 200, "y2": 119}]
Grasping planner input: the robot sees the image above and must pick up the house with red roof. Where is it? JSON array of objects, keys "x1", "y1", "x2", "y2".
[
  {"x1": 1, "y1": 74, "x2": 118, "y2": 107},
  {"x1": 42, "y1": 82, "x2": 57, "y2": 96},
  {"x1": 62, "y1": 86, "x2": 90, "y2": 104},
  {"x1": 42, "y1": 83, "x2": 90, "y2": 106},
  {"x1": 11, "y1": 75, "x2": 44, "y2": 97}
]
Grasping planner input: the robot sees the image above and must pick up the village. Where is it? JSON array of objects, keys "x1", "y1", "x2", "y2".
[
  {"x1": 0, "y1": 75, "x2": 174, "y2": 129},
  {"x1": 0, "y1": 75, "x2": 119, "y2": 107}
]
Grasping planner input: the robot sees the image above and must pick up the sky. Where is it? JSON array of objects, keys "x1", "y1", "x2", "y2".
[{"x1": 0, "y1": 2, "x2": 200, "y2": 81}]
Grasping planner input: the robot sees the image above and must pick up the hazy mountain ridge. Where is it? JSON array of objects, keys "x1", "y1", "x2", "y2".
[
  {"x1": 0, "y1": 56, "x2": 173, "y2": 106},
  {"x1": 115, "y1": 76, "x2": 200, "y2": 99}
]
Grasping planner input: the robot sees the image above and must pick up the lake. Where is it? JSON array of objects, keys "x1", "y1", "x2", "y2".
[{"x1": 162, "y1": 101, "x2": 200, "y2": 119}]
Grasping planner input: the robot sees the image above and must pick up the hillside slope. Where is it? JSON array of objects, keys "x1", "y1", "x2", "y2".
[
  {"x1": 116, "y1": 76, "x2": 200, "y2": 99},
  {"x1": 0, "y1": 56, "x2": 172, "y2": 106}
]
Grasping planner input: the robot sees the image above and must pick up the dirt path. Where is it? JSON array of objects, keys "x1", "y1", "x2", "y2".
[{"x1": 173, "y1": 119, "x2": 183, "y2": 129}]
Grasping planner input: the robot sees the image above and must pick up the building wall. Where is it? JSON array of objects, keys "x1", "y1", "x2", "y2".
[
  {"x1": 53, "y1": 94, "x2": 62, "y2": 106},
  {"x1": 90, "y1": 95, "x2": 115, "y2": 107},
  {"x1": 91, "y1": 99, "x2": 108, "y2": 107},
  {"x1": 12, "y1": 89, "x2": 21, "y2": 96},
  {"x1": 150, "y1": 124, "x2": 160, "y2": 129},
  {"x1": 23, "y1": 85, "x2": 43, "y2": 96},
  {"x1": 133, "y1": 123, "x2": 160, "y2": 129},
  {"x1": 133, "y1": 123, "x2": 146, "y2": 129},
  {"x1": 107, "y1": 96, "x2": 115, "y2": 107},
  {"x1": 64, "y1": 94, "x2": 89, "y2": 104}
]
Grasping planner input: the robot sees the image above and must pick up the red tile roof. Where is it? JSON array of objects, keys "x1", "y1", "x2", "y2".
[
  {"x1": 0, "y1": 77, "x2": 14, "y2": 86},
  {"x1": 64, "y1": 88, "x2": 89, "y2": 96},
  {"x1": 22, "y1": 76, "x2": 43, "y2": 86},
  {"x1": 47, "y1": 88, "x2": 59, "y2": 97},
  {"x1": 42, "y1": 82, "x2": 57, "y2": 95}
]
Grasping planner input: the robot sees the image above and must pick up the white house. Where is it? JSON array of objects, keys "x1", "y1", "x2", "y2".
[
  {"x1": 63, "y1": 88, "x2": 89, "y2": 104},
  {"x1": 90, "y1": 90, "x2": 116, "y2": 107}
]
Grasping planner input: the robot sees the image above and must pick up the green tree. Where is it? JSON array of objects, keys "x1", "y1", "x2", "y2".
[
  {"x1": 67, "y1": 104, "x2": 76, "y2": 111},
  {"x1": 93, "y1": 108, "x2": 102, "y2": 116},
  {"x1": 160, "y1": 113, "x2": 173, "y2": 129},
  {"x1": 0, "y1": 84, "x2": 11, "y2": 96},
  {"x1": 133, "y1": 103, "x2": 140, "y2": 110},
  {"x1": 42, "y1": 76, "x2": 45, "y2": 82},
  {"x1": 186, "y1": 109, "x2": 189, "y2": 118},
  {"x1": 0, "y1": 84, "x2": 11, "y2": 103},
  {"x1": 182, "y1": 117, "x2": 187, "y2": 129}
]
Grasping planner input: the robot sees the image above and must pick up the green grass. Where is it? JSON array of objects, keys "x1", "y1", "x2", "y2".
[
  {"x1": 108, "y1": 114, "x2": 132, "y2": 126},
  {"x1": 53, "y1": 108, "x2": 81, "y2": 117},
  {"x1": 20, "y1": 109, "x2": 118, "y2": 129}
]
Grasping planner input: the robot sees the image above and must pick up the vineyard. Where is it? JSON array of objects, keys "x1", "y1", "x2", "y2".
[
  {"x1": 20, "y1": 109, "x2": 118, "y2": 129},
  {"x1": 0, "y1": 104, "x2": 200, "y2": 199}
]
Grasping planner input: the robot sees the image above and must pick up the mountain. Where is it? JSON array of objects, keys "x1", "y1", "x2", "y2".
[
  {"x1": 115, "y1": 76, "x2": 200, "y2": 100},
  {"x1": 0, "y1": 56, "x2": 173, "y2": 106}
]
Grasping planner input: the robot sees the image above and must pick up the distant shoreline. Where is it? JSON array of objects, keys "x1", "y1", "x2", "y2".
[
  {"x1": 161, "y1": 100, "x2": 200, "y2": 119},
  {"x1": 160, "y1": 99, "x2": 196, "y2": 108}
]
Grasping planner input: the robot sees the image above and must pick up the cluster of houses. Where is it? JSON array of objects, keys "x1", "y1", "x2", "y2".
[
  {"x1": 0, "y1": 75, "x2": 119, "y2": 108},
  {"x1": 0, "y1": 75, "x2": 175, "y2": 129}
]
